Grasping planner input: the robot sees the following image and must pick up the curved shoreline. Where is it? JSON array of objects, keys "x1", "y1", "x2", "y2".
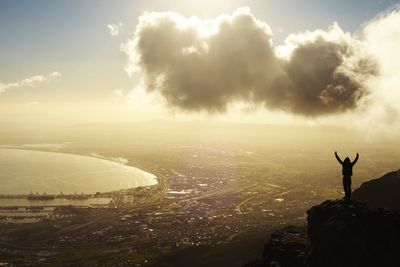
[{"x1": 0, "y1": 148, "x2": 158, "y2": 195}]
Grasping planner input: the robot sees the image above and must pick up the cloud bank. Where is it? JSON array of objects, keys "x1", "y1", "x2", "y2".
[
  {"x1": 0, "y1": 72, "x2": 61, "y2": 95},
  {"x1": 123, "y1": 7, "x2": 378, "y2": 117},
  {"x1": 357, "y1": 8, "x2": 400, "y2": 137}
]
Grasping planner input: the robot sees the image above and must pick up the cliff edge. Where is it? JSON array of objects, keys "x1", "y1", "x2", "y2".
[{"x1": 244, "y1": 199, "x2": 400, "y2": 267}]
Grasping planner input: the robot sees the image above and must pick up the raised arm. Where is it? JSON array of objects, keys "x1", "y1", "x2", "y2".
[
  {"x1": 335, "y1": 151, "x2": 343, "y2": 164},
  {"x1": 352, "y1": 153, "x2": 359, "y2": 165}
]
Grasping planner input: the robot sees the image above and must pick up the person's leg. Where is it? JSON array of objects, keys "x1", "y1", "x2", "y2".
[
  {"x1": 343, "y1": 176, "x2": 351, "y2": 199},
  {"x1": 348, "y1": 176, "x2": 352, "y2": 199}
]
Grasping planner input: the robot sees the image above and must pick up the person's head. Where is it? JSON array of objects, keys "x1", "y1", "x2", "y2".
[{"x1": 344, "y1": 157, "x2": 351, "y2": 164}]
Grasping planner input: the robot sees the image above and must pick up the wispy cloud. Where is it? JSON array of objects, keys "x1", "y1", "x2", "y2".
[
  {"x1": 0, "y1": 72, "x2": 61, "y2": 95},
  {"x1": 107, "y1": 23, "x2": 122, "y2": 36}
]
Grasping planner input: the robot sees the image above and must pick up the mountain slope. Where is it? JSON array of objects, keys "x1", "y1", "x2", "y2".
[{"x1": 352, "y1": 170, "x2": 400, "y2": 210}]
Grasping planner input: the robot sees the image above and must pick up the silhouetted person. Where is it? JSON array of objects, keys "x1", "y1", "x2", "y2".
[{"x1": 335, "y1": 151, "x2": 359, "y2": 200}]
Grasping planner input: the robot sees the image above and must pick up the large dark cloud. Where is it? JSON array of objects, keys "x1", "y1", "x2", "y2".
[
  {"x1": 275, "y1": 33, "x2": 377, "y2": 115},
  {"x1": 124, "y1": 8, "x2": 377, "y2": 116}
]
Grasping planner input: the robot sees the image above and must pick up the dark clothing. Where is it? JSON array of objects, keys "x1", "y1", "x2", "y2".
[
  {"x1": 335, "y1": 154, "x2": 359, "y2": 176},
  {"x1": 341, "y1": 162, "x2": 354, "y2": 176},
  {"x1": 335, "y1": 153, "x2": 359, "y2": 200},
  {"x1": 343, "y1": 175, "x2": 352, "y2": 199}
]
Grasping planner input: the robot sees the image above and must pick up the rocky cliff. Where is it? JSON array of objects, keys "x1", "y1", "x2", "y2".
[
  {"x1": 307, "y1": 199, "x2": 400, "y2": 267},
  {"x1": 244, "y1": 199, "x2": 400, "y2": 267}
]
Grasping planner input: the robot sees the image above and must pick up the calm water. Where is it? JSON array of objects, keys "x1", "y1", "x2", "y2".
[
  {"x1": 0, "y1": 149, "x2": 157, "y2": 194},
  {"x1": 0, "y1": 198, "x2": 111, "y2": 207}
]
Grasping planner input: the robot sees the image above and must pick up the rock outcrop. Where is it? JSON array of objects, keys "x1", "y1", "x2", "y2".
[
  {"x1": 244, "y1": 199, "x2": 400, "y2": 267},
  {"x1": 352, "y1": 170, "x2": 400, "y2": 210},
  {"x1": 243, "y1": 226, "x2": 307, "y2": 267},
  {"x1": 307, "y1": 199, "x2": 400, "y2": 267}
]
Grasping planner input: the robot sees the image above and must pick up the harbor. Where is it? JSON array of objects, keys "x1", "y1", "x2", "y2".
[{"x1": 0, "y1": 194, "x2": 112, "y2": 224}]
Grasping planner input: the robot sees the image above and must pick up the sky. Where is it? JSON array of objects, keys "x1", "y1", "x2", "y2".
[{"x1": 0, "y1": 0, "x2": 399, "y2": 134}]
